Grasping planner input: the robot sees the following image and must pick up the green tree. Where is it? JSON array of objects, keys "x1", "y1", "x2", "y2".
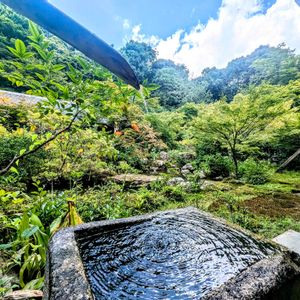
[
  {"x1": 120, "y1": 40, "x2": 156, "y2": 83},
  {"x1": 193, "y1": 86, "x2": 298, "y2": 177}
]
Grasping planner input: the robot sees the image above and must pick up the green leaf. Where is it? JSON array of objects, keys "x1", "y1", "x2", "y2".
[
  {"x1": 0, "y1": 243, "x2": 13, "y2": 250},
  {"x1": 50, "y1": 215, "x2": 63, "y2": 235},
  {"x1": 30, "y1": 214, "x2": 43, "y2": 228},
  {"x1": 10, "y1": 167, "x2": 19, "y2": 175},
  {"x1": 19, "y1": 148, "x2": 26, "y2": 156},
  {"x1": 32, "y1": 134, "x2": 38, "y2": 142},
  {"x1": 15, "y1": 39, "x2": 26, "y2": 55},
  {"x1": 21, "y1": 226, "x2": 39, "y2": 239},
  {"x1": 52, "y1": 64, "x2": 65, "y2": 72},
  {"x1": 28, "y1": 21, "x2": 40, "y2": 40}
]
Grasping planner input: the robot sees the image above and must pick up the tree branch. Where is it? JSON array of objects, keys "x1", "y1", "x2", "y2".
[{"x1": 0, "y1": 109, "x2": 81, "y2": 176}]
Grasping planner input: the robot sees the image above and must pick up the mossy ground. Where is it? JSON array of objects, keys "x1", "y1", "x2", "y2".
[{"x1": 150, "y1": 171, "x2": 300, "y2": 240}]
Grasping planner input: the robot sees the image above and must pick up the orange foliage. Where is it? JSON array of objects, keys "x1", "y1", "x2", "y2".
[
  {"x1": 131, "y1": 122, "x2": 140, "y2": 132},
  {"x1": 114, "y1": 131, "x2": 123, "y2": 136}
]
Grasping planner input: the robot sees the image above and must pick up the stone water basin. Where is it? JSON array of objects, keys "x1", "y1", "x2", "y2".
[{"x1": 44, "y1": 207, "x2": 300, "y2": 299}]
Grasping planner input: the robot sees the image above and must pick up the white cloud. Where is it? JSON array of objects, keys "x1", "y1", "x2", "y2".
[
  {"x1": 130, "y1": 0, "x2": 300, "y2": 78},
  {"x1": 122, "y1": 19, "x2": 130, "y2": 30},
  {"x1": 131, "y1": 24, "x2": 160, "y2": 45}
]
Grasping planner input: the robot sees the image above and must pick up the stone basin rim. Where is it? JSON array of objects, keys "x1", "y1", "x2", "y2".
[{"x1": 44, "y1": 206, "x2": 300, "y2": 300}]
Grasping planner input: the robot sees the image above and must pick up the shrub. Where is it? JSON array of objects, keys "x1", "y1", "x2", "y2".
[
  {"x1": 0, "y1": 102, "x2": 29, "y2": 131},
  {"x1": 239, "y1": 158, "x2": 273, "y2": 185},
  {"x1": 162, "y1": 186, "x2": 186, "y2": 202},
  {"x1": 168, "y1": 150, "x2": 196, "y2": 168},
  {"x1": 133, "y1": 188, "x2": 166, "y2": 212},
  {"x1": 0, "y1": 135, "x2": 46, "y2": 181},
  {"x1": 200, "y1": 154, "x2": 232, "y2": 178}
]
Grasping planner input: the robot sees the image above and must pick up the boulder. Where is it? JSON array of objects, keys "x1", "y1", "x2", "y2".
[{"x1": 181, "y1": 164, "x2": 194, "y2": 177}]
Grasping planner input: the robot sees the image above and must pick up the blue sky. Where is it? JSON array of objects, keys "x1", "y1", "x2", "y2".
[
  {"x1": 49, "y1": 0, "x2": 223, "y2": 46},
  {"x1": 49, "y1": 0, "x2": 300, "y2": 77}
]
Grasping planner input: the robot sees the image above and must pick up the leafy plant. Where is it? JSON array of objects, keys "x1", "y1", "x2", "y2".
[
  {"x1": 239, "y1": 158, "x2": 273, "y2": 184},
  {"x1": 200, "y1": 154, "x2": 232, "y2": 178}
]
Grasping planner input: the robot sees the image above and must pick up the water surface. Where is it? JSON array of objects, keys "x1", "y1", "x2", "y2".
[{"x1": 77, "y1": 210, "x2": 275, "y2": 299}]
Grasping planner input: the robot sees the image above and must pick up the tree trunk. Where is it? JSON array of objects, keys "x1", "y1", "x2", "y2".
[
  {"x1": 230, "y1": 148, "x2": 239, "y2": 178},
  {"x1": 233, "y1": 155, "x2": 239, "y2": 178}
]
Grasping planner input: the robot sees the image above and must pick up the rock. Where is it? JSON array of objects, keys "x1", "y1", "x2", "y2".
[
  {"x1": 4, "y1": 290, "x2": 43, "y2": 300},
  {"x1": 225, "y1": 178, "x2": 244, "y2": 185},
  {"x1": 214, "y1": 176, "x2": 224, "y2": 181},
  {"x1": 182, "y1": 163, "x2": 194, "y2": 171},
  {"x1": 181, "y1": 169, "x2": 192, "y2": 177},
  {"x1": 167, "y1": 177, "x2": 187, "y2": 187},
  {"x1": 159, "y1": 151, "x2": 168, "y2": 161},
  {"x1": 181, "y1": 164, "x2": 194, "y2": 177},
  {"x1": 110, "y1": 174, "x2": 160, "y2": 187},
  {"x1": 153, "y1": 160, "x2": 166, "y2": 167},
  {"x1": 200, "y1": 180, "x2": 218, "y2": 191},
  {"x1": 149, "y1": 160, "x2": 167, "y2": 174},
  {"x1": 149, "y1": 167, "x2": 159, "y2": 175},
  {"x1": 203, "y1": 254, "x2": 300, "y2": 300},
  {"x1": 198, "y1": 170, "x2": 206, "y2": 179},
  {"x1": 0, "y1": 89, "x2": 44, "y2": 106},
  {"x1": 179, "y1": 152, "x2": 196, "y2": 161},
  {"x1": 273, "y1": 230, "x2": 300, "y2": 256}
]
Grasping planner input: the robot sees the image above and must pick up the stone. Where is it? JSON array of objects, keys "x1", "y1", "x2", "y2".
[
  {"x1": 198, "y1": 170, "x2": 206, "y2": 179},
  {"x1": 167, "y1": 177, "x2": 187, "y2": 187},
  {"x1": 202, "y1": 254, "x2": 300, "y2": 300},
  {"x1": 200, "y1": 180, "x2": 218, "y2": 191},
  {"x1": 4, "y1": 290, "x2": 43, "y2": 300},
  {"x1": 181, "y1": 163, "x2": 194, "y2": 171},
  {"x1": 44, "y1": 207, "x2": 300, "y2": 299},
  {"x1": 273, "y1": 230, "x2": 300, "y2": 255},
  {"x1": 179, "y1": 152, "x2": 196, "y2": 161},
  {"x1": 149, "y1": 160, "x2": 167, "y2": 174},
  {"x1": 159, "y1": 151, "x2": 168, "y2": 161},
  {"x1": 110, "y1": 174, "x2": 160, "y2": 187},
  {"x1": 181, "y1": 164, "x2": 195, "y2": 177},
  {"x1": 153, "y1": 160, "x2": 165, "y2": 167},
  {"x1": 181, "y1": 169, "x2": 191, "y2": 177}
]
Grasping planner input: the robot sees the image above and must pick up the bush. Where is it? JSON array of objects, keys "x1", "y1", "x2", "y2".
[
  {"x1": 132, "y1": 188, "x2": 166, "y2": 212},
  {"x1": 200, "y1": 154, "x2": 232, "y2": 178},
  {"x1": 239, "y1": 158, "x2": 273, "y2": 184},
  {"x1": 0, "y1": 135, "x2": 46, "y2": 181},
  {"x1": 168, "y1": 150, "x2": 196, "y2": 168},
  {"x1": 0, "y1": 102, "x2": 29, "y2": 131},
  {"x1": 162, "y1": 186, "x2": 186, "y2": 202}
]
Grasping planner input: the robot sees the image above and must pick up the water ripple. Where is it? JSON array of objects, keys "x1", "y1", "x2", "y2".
[{"x1": 77, "y1": 210, "x2": 275, "y2": 299}]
